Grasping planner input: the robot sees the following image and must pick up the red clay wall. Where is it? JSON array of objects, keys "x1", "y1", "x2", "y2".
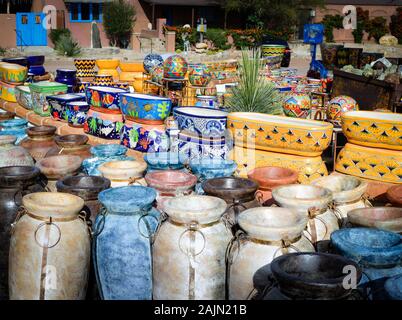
[{"x1": 0, "y1": 14, "x2": 17, "y2": 48}]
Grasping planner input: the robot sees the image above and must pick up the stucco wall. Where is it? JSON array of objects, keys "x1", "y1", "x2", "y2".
[{"x1": 0, "y1": 14, "x2": 17, "y2": 48}]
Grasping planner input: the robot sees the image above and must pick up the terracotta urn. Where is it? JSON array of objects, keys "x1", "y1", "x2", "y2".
[
  {"x1": 347, "y1": 207, "x2": 402, "y2": 233},
  {"x1": 0, "y1": 135, "x2": 34, "y2": 167},
  {"x1": 36, "y1": 155, "x2": 82, "y2": 192},
  {"x1": 45, "y1": 134, "x2": 91, "y2": 161},
  {"x1": 20, "y1": 125, "x2": 57, "y2": 161},
  {"x1": 387, "y1": 185, "x2": 402, "y2": 208},
  {"x1": 247, "y1": 166, "x2": 298, "y2": 205},
  {"x1": 98, "y1": 160, "x2": 147, "y2": 187}
]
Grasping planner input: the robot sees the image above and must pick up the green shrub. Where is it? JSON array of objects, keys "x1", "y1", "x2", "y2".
[
  {"x1": 49, "y1": 29, "x2": 71, "y2": 46},
  {"x1": 55, "y1": 34, "x2": 81, "y2": 57},
  {"x1": 322, "y1": 14, "x2": 343, "y2": 42},
  {"x1": 0, "y1": 47, "x2": 6, "y2": 56},
  {"x1": 390, "y1": 7, "x2": 402, "y2": 44},
  {"x1": 205, "y1": 28, "x2": 231, "y2": 50},
  {"x1": 367, "y1": 17, "x2": 389, "y2": 42}
]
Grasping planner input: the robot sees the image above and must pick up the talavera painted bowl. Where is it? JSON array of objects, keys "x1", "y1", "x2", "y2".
[
  {"x1": 85, "y1": 86, "x2": 128, "y2": 111},
  {"x1": 119, "y1": 93, "x2": 172, "y2": 121}
]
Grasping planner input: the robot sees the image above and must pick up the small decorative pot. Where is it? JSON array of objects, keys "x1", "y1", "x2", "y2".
[
  {"x1": 227, "y1": 207, "x2": 313, "y2": 300},
  {"x1": 0, "y1": 111, "x2": 15, "y2": 121},
  {"x1": 247, "y1": 166, "x2": 299, "y2": 204},
  {"x1": 0, "y1": 118, "x2": 29, "y2": 144},
  {"x1": 143, "y1": 151, "x2": 185, "y2": 172},
  {"x1": 66, "y1": 101, "x2": 90, "y2": 128},
  {"x1": 96, "y1": 59, "x2": 120, "y2": 79},
  {"x1": 261, "y1": 44, "x2": 286, "y2": 57},
  {"x1": 113, "y1": 81, "x2": 130, "y2": 91},
  {"x1": 29, "y1": 81, "x2": 68, "y2": 117},
  {"x1": 92, "y1": 75, "x2": 114, "y2": 87},
  {"x1": 0, "y1": 80, "x2": 17, "y2": 102},
  {"x1": 150, "y1": 66, "x2": 164, "y2": 84},
  {"x1": 120, "y1": 119, "x2": 169, "y2": 153},
  {"x1": 347, "y1": 207, "x2": 402, "y2": 233},
  {"x1": 163, "y1": 55, "x2": 188, "y2": 79},
  {"x1": 55, "y1": 69, "x2": 77, "y2": 93},
  {"x1": 47, "y1": 93, "x2": 86, "y2": 122},
  {"x1": 283, "y1": 93, "x2": 312, "y2": 118},
  {"x1": 46, "y1": 134, "x2": 92, "y2": 162},
  {"x1": 327, "y1": 95, "x2": 358, "y2": 126},
  {"x1": 387, "y1": 185, "x2": 402, "y2": 207},
  {"x1": 98, "y1": 160, "x2": 147, "y2": 187},
  {"x1": 20, "y1": 126, "x2": 57, "y2": 161},
  {"x1": 0, "y1": 135, "x2": 34, "y2": 167},
  {"x1": 15, "y1": 85, "x2": 33, "y2": 110},
  {"x1": 74, "y1": 59, "x2": 96, "y2": 78},
  {"x1": 189, "y1": 63, "x2": 212, "y2": 87},
  {"x1": 84, "y1": 108, "x2": 124, "y2": 140},
  {"x1": 77, "y1": 81, "x2": 91, "y2": 93},
  {"x1": 85, "y1": 86, "x2": 127, "y2": 111},
  {"x1": 27, "y1": 55, "x2": 45, "y2": 76},
  {"x1": 119, "y1": 93, "x2": 172, "y2": 121},
  {"x1": 143, "y1": 53, "x2": 164, "y2": 74},
  {"x1": 35, "y1": 155, "x2": 82, "y2": 192},
  {"x1": 195, "y1": 95, "x2": 218, "y2": 109},
  {"x1": 0, "y1": 63, "x2": 27, "y2": 84}
]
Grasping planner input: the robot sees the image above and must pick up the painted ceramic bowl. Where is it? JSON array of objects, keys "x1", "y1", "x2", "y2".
[
  {"x1": 347, "y1": 207, "x2": 402, "y2": 233},
  {"x1": 143, "y1": 53, "x2": 164, "y2": 74},
  {"x1": 119, "y1": 93, "x2": 172, "y2": 121},
  {"x1": 189, "y1": 158, "x2": 237, "y2": 180},
  {"x1": 0, "y1": 80, "x2": 17, "y2": 102},
  {"x1": 327, "y1": 96, "x2": 358, "y2": 126},
  {"x1": 283, "y1": 93, "x2": 311, "y2": 118},
  {"x1": 195, "y1": 95, "x2": 218, "y2": 108},
  {"x1": 0, "y1": 63, "x2": 27, "y2": 84},
  {"x1": 342, "y1": 111, "x2": 402, "y2": 151},
  {"x1": 15, "y1": 85, "x2": 33, "y2": 110},
  {"x1": 120, "y1": 119, "x2": 169, "y2": 153},
  {"x1": 47, "y1": 93, "x2": 85, "y2": 122},
  {"x1": 163, "y1": 55, "x2": 188, "y2": 79},
  {"x1": 0, "y1": 118, "x2": 28, "y2": 144},
  {"x1": 96, "y1": 59, "x2": 120, "y2": 70},
  {"x1": 113, "y1": 82, "x2": 130, "y2": 91},
  {"x1": 119, "y1": 61, "x2": 144, "y2": 72},
  {"x1": 228, "y1": 112, "x2": 333, "y2": 157},
  {"x1": 173, "y1": 107, "x2": 228, "y2": 138},
  {"x1": 85, "y1": 86, "x2": 128, "y2": 111},
  {"x1": 189, "y1": 63, "x2": 211, "y2": 87},
  {"x1": 55, "y1": 69, "x2": 77, "y2": 93},
  {"x1": 84, "y1": 108, "x2": 124, "y2": 140},
  {"x1": 150, "y1": 66, "x2": 164, "y2": 84},
  {"x1": 66, "y1": 101, "x2": 90, "y2": 128},
  {"x1": 143, "y1": 152, "x2": 185, "y2": 171},
  {"x1": 387, "y1": 185, "x2": 402, "y2": 207},
  {"x1": 92, "y1": 75, "x2": 114, "y2": 87}
]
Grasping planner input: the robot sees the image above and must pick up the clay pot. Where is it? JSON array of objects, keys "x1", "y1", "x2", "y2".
[
  {"x1": 9, "y1": 192, "x2": 91, "y2": 299},
  {"x1": 45, "y1": 134, "x2": 91, "y2": 161},
  {"x1": 0, "y1": 166, "x2": 45, "y2": 299},
  {"x1": 387, "y1": 185, "x2": 402, "y2": 207},
  {"x1": 98, "y1": 160, "x2": 147, "y2": 187},
  {"x1": 347, "y1": 207, "x2": 402, "y2": 233},
  {"x1": 0, "y1": 135, "x2": 34, "y2": 167},
  {"x1": 247, "y1": 166, "x2": 298, "y2": 204},
  {"x1": 20, "y1": 125, "x2": 57, "y2": 161},
  {"x1": 36, "y1": 155, "x2": 82, "y2": 192},
  {"x1": 0, "y1": 111, "x2": 15, "y2": 121}
]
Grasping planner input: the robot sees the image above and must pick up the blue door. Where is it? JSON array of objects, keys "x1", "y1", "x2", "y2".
[{"x1": 16, "y1": 13, "x2": 47, "y2": 46}]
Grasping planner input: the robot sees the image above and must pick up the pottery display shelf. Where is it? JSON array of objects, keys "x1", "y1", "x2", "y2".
[{"x1": 0, "y1": 100, "x2": 143, "y2": 162}]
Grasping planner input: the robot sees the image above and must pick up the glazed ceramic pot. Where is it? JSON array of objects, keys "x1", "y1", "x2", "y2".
[
  {"x1": 267, "y1": 253, "x2": 361, "y2": 300},
  {"x1": 84, "y1": 108, "x2": 124, "y2": 140},
  {"x1": 66, "y1": 101, "x2": 90, "y2": 128},
  {"x1": 55, "y1": 69, "x2": 77, "y2": 93},
  {"x1": 93, "y1": 186, "x2": 159, "y2": 300},
  {"x1": 85, "y1": 86, "x2": 127, "y2": 111},
  {"x1": 143, "y1": 53, "x2": 164, "y2": 74},
  {"x1": 342, "y1": 111, "x2": 402, "y2": 151},
  {"x1": 0, "y1": 135, "x2": 34, "y2": 167},
  {"x1": 118, "y1": 72, "x2": 143, "y2": 92},
  {"x1": 228, "y1": 113, "x2": 333, "y2": 157},
  {"x1": 272, "y1": 184, "x2": 339, "y2": 248},
  {"x1": 92, "y1": 75, "x2": 114, "y2": 87},
  {"x1": 36, "y1": 155, "x2": 82, "y2": 192},
  {"x1": 387, "y1": 185, "x2": 402, "y2": 207},
  {"x1": 56, "y1": 175, "x2": 111, "y2": 222},
  {"x1": 153, "y1": 195, "x2": 230, "y2": 300},
  {"x1": 47, "y1": 93, "x2": 85, "y2": 121},
  {"x1": 27, "y1": 55, "x2": 45, "y2": 76},
  {"x1": 283, "y1": 93, "x2": 311, "y2": 118},
  {"x1": 82, "y1": 144, "x2": 133, "y2": 176},
  {"x1": 0, "y1": 166, "x2": 45, "y2": 299},
  {"x1": 189, "y1": 64, "x2": 212, "y2": 87},
  {"x1": 96, "y1": 59, "x2": 120, "y2": 79},
  {"x1": 119, "y1": 61, "x2": 144, "y2": 73},
  {"x1": 247, "y1": 166, "x2": 299, "y2": 204},
  {"x1": 347, "y1": 207, "x2": 402, "y2": 233},
  {"x1": 29, "y1": 81, "x2": 68, "y2": 117},
  {"x1": 150, "y1": 66, "x2": 164, "y2": 84},
  {"x1": 195, "y1": 95, "x2": 218, "y2": 109},
  {"x1": 113, "y1": 81, "x2": 131, "y2": 91},
  {"x1": 77, "y1": 81, "x2": 91, "y2": 93},
  {"x1": 0, "y1": 63, "x2": 27, "y2": 84},
  {"x1": 9, "y1": 192, "x2": 90, "y2": 300},
  {"x1": 45, "y1": 134, "x2": 91, "y2": 161},
  {"x1": 98, "y1": 160, "x2": 147, "y2": 187},
  {"x1": 119, "y1": 93, "x2": 172, "y2": 121},
  {"x1": 15, "y1": 85, "x2": 33, "y2": 110},
  {"x1": 327, "y1": 96, "x2": 359, "y2": 126},
  {"x1": 174, "y1": 107, "x2": 228, "y2": 138},
  {"x1": 228, "y1": 207, "x2": 313, "y2": 300},
  {"x1": 0, "y1": 80, "x2": 17, "y2": 102},
  {"x1": 0, "y1": 118, "x2": 29, "y2": 144},
  {"x1": 0, "y1": 111, "x2": 15, "y2": 121},
  {"x1": 336, "y1": 143, "x2": 402, "y2": 184},
  {"x1": 2, "y1": 57, "x2": 28, "y2": 67},
  {"x1": 261, "y1": 44, "x2": 286, "y2": 57},
  {"x1": 143, "y1": 151, "x2": 185, "y2": 172},
  {"x1": 384, "y1": 275, "x2": 402, "y2": 300},
  {"x1": 74, "y1": 59, "x2": 96, "y2": 78},
  {"x1": 120, "y1": 119, "x2": 169, "y2": 153},
  {"x1": 163, "y1": 55, "x2": 188, "y2": 79},
  {"x1": 331, "y1": 228, "x2": 402, "y2": 286},
  {"x1": 20, "y1": 126, "x2": 57, "y2": 161}
]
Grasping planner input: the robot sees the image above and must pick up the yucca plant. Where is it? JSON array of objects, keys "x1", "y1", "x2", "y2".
[
  {"x1": 226, "y1": 48, "x2": 283, "y2": 115},
  {"x1": 55, "y1": 34, "x2": 81, "y2": 57}
]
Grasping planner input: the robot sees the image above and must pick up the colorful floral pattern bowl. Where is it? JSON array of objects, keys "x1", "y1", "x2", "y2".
[
  {"x1": 163, "y1": 55, "x2": 188, "y2": 79},
  {"x1": 283, "y1": 93, "x2": 311, "y2": 118},
  {"x1": 47, "y1": 93, "x2": 85, "y2": 122},
  {"x1": 66, "y1": 101, "x2": 90, "y2": 128},
  {"x1": 327, "y1": 96, "x2": 358, "y2": 126},
  {"x1": 84, "y1": 108, "x2": 124, "y2": 140},
  {"x1": 119, "y1": 93, "x2": 172, "y2": 121},
  {"x1": 85, "y1": 86, "x2": 128, "y2": 111},
  {"x1": 143, "y1": 53, "x2": 164, "y2": 74}
]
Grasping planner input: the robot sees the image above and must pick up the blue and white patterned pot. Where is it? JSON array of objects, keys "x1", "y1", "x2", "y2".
[
  {"x1": 143, "y1": 53, "x2": 164, "y2": 74},
  {"x1": 119, "y1": 93, "x2": 172, "y2": 121},
  {"x1": 66, "y1": 101, "x2": 90, "y2": 128},
  {"x1": 85, "y1": 86, "x2": 128, "y2": 111},
  {"x1": 94, "y1": 186, "x2": 159, "y2": 300},
  {"x1": 143, "y1": 151, "x2": 185, "y2": 172},
  {"x1": 46, "y1": 93, "x2": 85, "y2": 122},
  {"x1": 173, "y1": 106, "x2": 228, "y2": 138}
]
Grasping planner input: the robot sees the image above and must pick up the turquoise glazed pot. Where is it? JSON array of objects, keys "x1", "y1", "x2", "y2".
[
  {"x1": 93, "y1": 186, "x2": 159, "y2": 300},
  {"x1": 119, "y1": 93, "x2": 172, "y2": 121},
  {"x1": 0, "y1": 119, "x2": 29, "y2": 144},
  {"x1": 143, "y1": 151, "x2": 185, "y2": 172},
  {"x1": 163, "y1": 55, "x2": 188, "y2": 79}
]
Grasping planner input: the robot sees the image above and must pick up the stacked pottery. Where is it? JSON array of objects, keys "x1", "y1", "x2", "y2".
[
  {"x1": 93, "y1": 186, "x2": 159, "y2": 300},
  {"x1": 2, "y1": 57, "x2": 28, "y2": 67},
  {"x1": 0, "y1": 166, "x2": 45, "y2": 299},
  {"x1": 0, "y1": 118, "x2": 29, "y2": 144},
  {"x1": 20, "y1": 126, "x2": 57, "y2": 161},
  {"x1": 119, "y1": 61, "x2": 144, "y2": 93},
  {"x1": 96, "y1": 59, "x2": 120, "y2": 80},
  {"x1": 45, "y1": 134, "x2": 91, "y2": 161},
  {"x1": 9, "y1": 192, "x2": 91, "y2": 299},
  {"x1": 272, "y1": 184, "x2": 339, "y2": 251},
  {"x1": 74, "y1": 59, "x2": 96, "y2": 78},
  {"x1": 0, "y1": 135, "x2": 34, "y2": 167},
  {"x1": 153, "y1": 195, "x2": 231, "y2": 299},
  {"x1": 15, "y1": 85, "x2": 33, "y2": 110},
  {"x1": 55, "y1": 69, "x2": 78, "y2": 93},
  {"x1": 29, "y1": 81, "x2": 68, "y2": 117},
  {"x1": 247, "y1": 166, "x2": 298, "y2": 205},
  {"x1": 227, "y1": 207, "x2": 314, "y2": 300},
  {"x1": 347, "y1": 207, "x2": 402, "y2": 233},
  {"x1": 47, "y1": 93, "x2": 86, "y2": 122},
  {"x1": 0, "y1": 63, "x2": 27, "y2": 102},
  {"x1": 36, "y1": 155, "x2": 82, "y2": 192},
  {"x1": 98, "y1": 160, "x2": 147, "y2": 187}
]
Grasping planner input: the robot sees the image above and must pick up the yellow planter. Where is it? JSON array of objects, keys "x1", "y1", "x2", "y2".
[
  {"x1": 119, "y1": 61, "x2": 144, "y2": 72},
  {"x1": 342, "y1": 111, "x2": 402, "y2": 151},
  {"x1": 119, "y1": 72, "x2": 143, "y2": 93},
  {"x1": 230, "y1": 146, "x2": 328, "y2": 184},
  {"x1": 0, "y1": 80, "x2": 17, "y2": 102},
  {"x1": 0, "y1": 63, "x2": 27, "y2": 84},
  {"x1": 97, "y1": 69, "x2": 119, "y2": 79},
  {"x1": 336, "y1": 143, "x2": 402, "y2": 184},
  {"x1": 96, "y1": 59, "x2": 120, "y2": 70},
  {"x1": 228, "y1": 112, "x2": 333, "y2": 157}
]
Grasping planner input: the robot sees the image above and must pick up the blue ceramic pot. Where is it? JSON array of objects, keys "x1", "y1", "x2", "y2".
[
  {"x1": 143, "y1": 151, "x2": 185, "y2": 172},
  {"x1": 143, "y1": 53, "x2": 164, "y2": 74},
  {"x1": 66, "y1": 101, "x2": 90, "y2": 128},
  {"x1": 119, "y1": 93, "x2": 172, "y2": 121},
  {"x1": 84, "y1": 109, "x2": 123, "y2": 140},
  {"x1": 173, "y1": 106, "x2": 228, "y2": 138},
  {"x1": 2, "y1": 57, "x2": 28, "y2": 66},
  {"x1": 27, "y1": 55, "x2": 45, "y2": 76},
  {"x1": 46, "y1": 93, "x2": 86, "y2": 122},
  {"x1": 55, "y1": 69, "x2": 77, "y2": 93},
  {"x1": 93, "y1": 186, "x2": 159, "y2": 300},
  {"x1": 384, "y1": 275, "x2": 402, "y2": 300},
  {"x1": 85, "y1": 86, "x2": 128, "y2": 111},
  {"x1": 82, "y1": 144, "x2": 133, "y2": 176},
  {"x1": 0, "y1": 119, "x2": 28, "y2": 144}
]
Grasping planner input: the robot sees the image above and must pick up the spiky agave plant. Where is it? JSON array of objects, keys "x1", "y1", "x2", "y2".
[{"x1": 226, "y1": 49, "x2": 283, "y2": 115}]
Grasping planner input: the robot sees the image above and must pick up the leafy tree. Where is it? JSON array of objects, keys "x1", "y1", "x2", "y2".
[
  {"x1": 321, "y1": 14, "x2": 343, "y2": 42},
  {"x1": 352, "y1": 7, "x2": 369, "y2": 43},
  {"x1": 390, "y1": 7, "x2": 402, "y2": 44},
  {"x1": 366, "y1": 16, "x2": 389, "y2": 42}
]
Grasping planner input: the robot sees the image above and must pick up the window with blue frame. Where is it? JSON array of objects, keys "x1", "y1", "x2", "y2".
[{"x1": 70, "y1": 3, "x2": 102, "y2": 22}]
